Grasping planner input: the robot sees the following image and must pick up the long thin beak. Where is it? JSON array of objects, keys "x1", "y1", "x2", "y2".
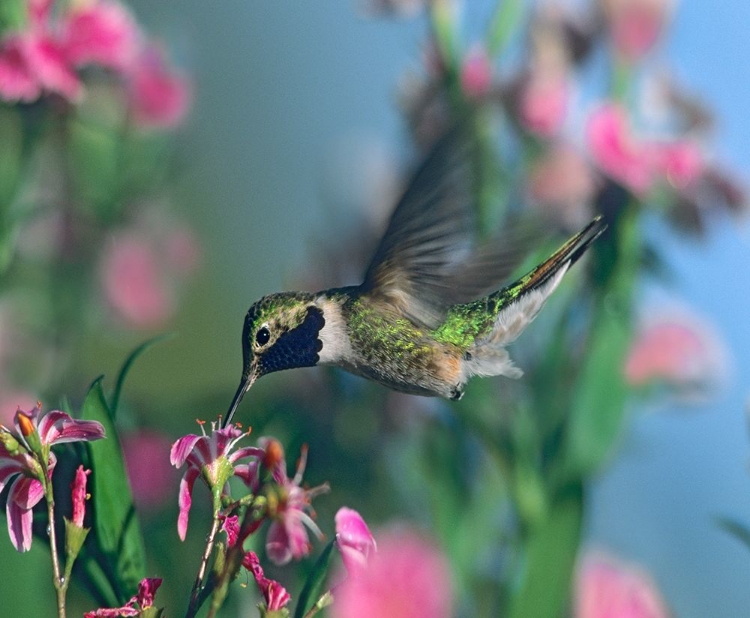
[{"x1": 223, "y1": 372, "x2": 255, "y2": 428}]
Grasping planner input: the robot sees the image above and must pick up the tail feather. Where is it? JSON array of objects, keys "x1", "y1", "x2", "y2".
[{"x1": 463, "y1": 216, "x2": 605, "y2": 381}]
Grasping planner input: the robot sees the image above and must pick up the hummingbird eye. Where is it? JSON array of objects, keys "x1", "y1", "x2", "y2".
[{"x1": 255, "y1": 326, "x2": 271, "y2": 347}]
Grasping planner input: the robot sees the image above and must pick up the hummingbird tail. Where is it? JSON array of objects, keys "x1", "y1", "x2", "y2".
[{"x1": 463, "y1": 216, "x2": 606, "y2": 380}]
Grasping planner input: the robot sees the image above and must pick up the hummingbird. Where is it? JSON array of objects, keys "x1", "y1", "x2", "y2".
[{"x1": 223, "y1": 130, "x2": 605, "y2": 428}]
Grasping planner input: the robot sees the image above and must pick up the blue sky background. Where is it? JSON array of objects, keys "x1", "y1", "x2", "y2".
[{"x1": 131, "y1": 2, "x2": 750, "y2": 615}]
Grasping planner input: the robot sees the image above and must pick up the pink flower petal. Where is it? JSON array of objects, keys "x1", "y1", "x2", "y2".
[
  {"x1": 266, "y1": 519, "x2": 294, "y2": 566},
  {"x1": 6, "y1": 481, "x2": 34, "y2": 552},
  {"x1": 37, "y1": 410, "x2": 105, "y2": 445},
  {"x1": 10, "y1": 475, "x2": 45, "y2": 510},
  {"x1": 335, "y1": 507, "x2": 377, "y2": 576},
  {"x1": 63, "y1": 1, "x2": 140, "y2": 71},
  {"x1": 136, "y1": 577, "x2": 163, "y2": 607},
  {"x1": 460, "y1": 45, "x2": 492, "y2": 99},
  {"x1": 222, "y1": 515, "x2": 240, "y2": 547},
  {"x1": 520, "y1": 74, "x2": 569, "y2": 137},
  {"x1": 23, "y1": 32, "x2": 82, "y2": 101},
  {"x1": 177, "y1": 466, "x2": 199, "y2": 541},
  {"x1": 0, "y1": 36, "x2": 41, "y2": 103},
  {"x1": 71, "y1": 465, "x2": 91, "y2": 527},
  {"x1": 170, "y1": 433, "x2": 202, "y2": 467}
]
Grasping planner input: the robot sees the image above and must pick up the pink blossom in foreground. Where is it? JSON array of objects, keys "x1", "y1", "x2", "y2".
[
  {"x1": 625, "y1": 308, "x2": 727, "y2": 395},
  {"x1": 122, "y1": 430, "x2": 176, "y2": 511},
  {"x1": 519, "y1": 73, "x2": 569, "y2": 137},
  {"x1": 331, "y1": 528, "x2": 453, "y2": 618},
  {"x1": 63, "y1": 1, "x2": 140, "y2": 71},
  {"x1": 128, "y1": 45, "x2": 191, "y2": 130},
  {"x1": 84, "y1": 577, "x2": 163, "y2": 618},
  {"x1": 575, "y1": 551, "x2": 670, "y2": 618},
  {"x1": 262, "y1": 438, "x2": 329, "y2": 565},
  {"x1": 0, "y1": 405, "x2": 104, "y2": 551},
  {"x1": 528, "y1": 144, "x2": 596, "y2": 229},
  {"x1": 70, "y1": 465, "x2": 91, "y2": 528},
  {"x1": 100, "y1": 232, "x2": 174, "y2": 329},
  {"x1": 335, "y1": 507, "x2": 377, "y2": 577},
  {"x1": 170, "y1": 422, "x2": 264, "y2": 540},
  {"x1": 460, "y1": 45, "x2": 492, "y2": 99},
  {"x1": 243, "y1": 551, "x2": 291, "y2": 611},
  {"x1": 587, "y1": 104, "x2": 653, "y2": 194},
  {"x1": 602, "y1": 0, "x2": 675, "y2": 62}
]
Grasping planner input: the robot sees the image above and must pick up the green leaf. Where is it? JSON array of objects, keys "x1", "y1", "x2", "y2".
[
  {"x1": 294, "y1": 540, "x2": 336, "y2": 618},
  {"x1": 716, "y1": 516, "x2": 750, "y2": 552},
  {"x1": 82, "y1": 377, "x2": 147, "y2": 603},
  {"x1": 0, "y1": 0, "x2": 26, "y2": 31},
  {"x1": 111, "y1": 333, "x2": 175, "y2": 418},
  {"x1": 508, "y1": 485, "x2": 583, "y2": 618}
]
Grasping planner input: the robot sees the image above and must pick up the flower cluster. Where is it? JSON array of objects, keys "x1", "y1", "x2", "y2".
[{"x1": 0, "y1": 0, "x2": 190, "y2": 128}]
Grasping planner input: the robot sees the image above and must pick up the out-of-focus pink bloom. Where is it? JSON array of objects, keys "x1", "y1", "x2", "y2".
[
  {"x1": 520, "y1": 73, "x2": 569, "y2": 137},
  {"x1": 0, "y1": 405, "x2": 104, "y2": 551},
  {"x1": 625, "y1": 307, "x2": 727, "y2": 394},
  {"x1": 647, "y1": 140, "x2": 703, "y2": 190},
  {"x1": 70, "y1": 465, "x2": 91, "y2": 528},
  {"x1": 0, "y1": 392, "x2": 38, "y2": 429},
  {"x1": 170, "y1": 422, "x2": 264, "y2": 541},
  {"x1": 84, "y1": 577, "x2": 163, "y2": 618},
  {"x1": 0, "y1": 32, "x2": 81, "y2": 103},
  {"x1": 262, "y1": 438, "x2": 329, "y2": 565},
  {"x1": 587, "y1": 104, "x2": 653, "y2": 194},
  {"x1": 63, "y1": 1, "x2": 140, "y2": 71},
  {"x1": 335, "y1": 507, "x2": 377, "y2": 577},
  {"x1": 128, "y1": 45, "x2": 191, "y2": 130},
  {"x1": 331, "y1": 528, "x2": 453, "y2": 618},
  {"x1": 29, "y1": 0, "x2": 54, "y2": 28},
  {"x1": 243, "y1": 551, "x2": 291, "y2": 611},
  {"x1": 164, "y1": 226, "x2": 202, "y2": 275},
  {"x1": 575, "y1": 551, "x2": 670, "y2": 618},
  {"x1": 122, "y1": 430, "x2": 176, "y2": 512},
  {"x1": 100, "y1": 233, "x2": 173, "y2": 328},
  {"x1": 528, "y1": 144, "x2": 596, "y2": 228},
  {"x1": 460, "y1": 45, "x2": 492, "y2": 99},
  {"x1": 602, "y1": 0, "x2": 675, "y2": 62}
]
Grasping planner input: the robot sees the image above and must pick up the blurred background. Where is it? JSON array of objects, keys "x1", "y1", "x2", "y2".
[{"x1": 1, "y1": 0, "x2": 750, "y2": 616}]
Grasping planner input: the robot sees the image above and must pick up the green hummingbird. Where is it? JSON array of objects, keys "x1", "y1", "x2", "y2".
[{"x1": 223, "y1": 131, "x2": 605, "y2": 428}]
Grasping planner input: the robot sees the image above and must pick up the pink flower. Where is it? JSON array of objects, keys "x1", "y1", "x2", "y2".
[
  {"x1": 100, "y1": 233, "x2": 174, "y2": 329},
  {"x1": 128, "y1": 45, "x2": 191, "y2": 130},
  {"x1": 528, "y1": 144, "x2": 596, "y2": 228},
  {"x1": 519, "y1": 73, "x2": 569, "y2": 137},
  {"x1": 587, "y1": 104, "x2": 653, "y2": 194},
  {"x1": 331, "y1": 528, "x2": 453, "y2": 618},
  {"x1": 602, "y1": 0, "x2": 675, "y2": 62},
  {"x1": 222, "y1": 514, "x2": 241, "y2": 547},
  {"x1": 243, "y1": 551, "x2": 291, "y2": 611},
  {"x1": 460, "y1": 45, "x2": 492, "y2": 99},
  {"x1": 647, "y1": 140, "x2": 703, "y2": 190},
  {"x1": 0, "y1": 405, "x2": 104, "y2": 551},
  {"x1": 170, "y1": 422, "x2": 264, "y2": 540},
  {"x1": 625, "y1": 307, "x2": 727, "y2": 395},
  {"x1": 70, "y1": 465, "x2": 91, "y2": 528},
  {"x1": 122, "y1": 430, "x2": 176, "y2": 511},
  {"x1": 575, "y1": 551, "x2": 670, "y2": 618},
  {"x1": 62, "y1": 1, "x2": 140, "y2": 71},
  {"x1": 0, "y1": 36, "x2": 41, "y2": 102},
  {"x1": 262, "y1": 438, "x2": 329, "y2": 565},
  {"x1": 84, "y1": 577, "x2": 163, "y2": 617},
  {"x1": 335, "y1": 507, "x2": 377, "y2": 577}
]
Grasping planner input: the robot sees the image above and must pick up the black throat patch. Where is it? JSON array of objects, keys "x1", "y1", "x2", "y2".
[{"x1": 258, "y1": 306, "x2": 325, "y2": 376}]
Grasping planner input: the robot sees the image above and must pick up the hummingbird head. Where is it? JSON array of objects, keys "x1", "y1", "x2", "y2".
[{"x1": 224, "y1": 292, "x2": 324, "y2": 426}]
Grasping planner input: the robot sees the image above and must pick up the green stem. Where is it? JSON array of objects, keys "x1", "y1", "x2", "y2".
[
  {"x1": 185, "y1": 514, "x2": 222, "y2": 618},
  {"x1": 487, "y1": 0, "x2": 524, "y2": 57},
  {"x1": 45, "y1": 484, "x2": 67, "y2": 618}
]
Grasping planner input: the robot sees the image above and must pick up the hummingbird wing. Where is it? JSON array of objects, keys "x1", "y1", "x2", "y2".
[{"x1": 360, "y1": 128, "x2": 536, "y2": 328}]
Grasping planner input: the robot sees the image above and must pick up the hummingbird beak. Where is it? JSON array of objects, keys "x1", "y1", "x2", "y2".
[{"x1": 223, "y1": 369, "x2": 256, "y2": 428}]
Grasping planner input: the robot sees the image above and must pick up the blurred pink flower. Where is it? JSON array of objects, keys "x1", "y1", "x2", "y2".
[
  {"x1": 243, "y1": 551, "x2": 291, "y2": 611},
  {"x1": 520, "y1": 73, "x2": 569, "y2": 137},
  {"x1": 100, "y1": 233, "x2": 174, "y2": 328},
  {"x1": 122, "y1": 430, "x2": 176, "y2": 512},
  {"x1": 648, "y1": 140, "x2": 703, "y2": 190},
  {"x1": 0, "y1": 391, "x2": 38, "y2": 428},
  {"x1": 587, "y1": 104, "x2": 653, "y2": 194},
  {"x1": 602, "y1": 0, "x2": 675, "y2": 62},
  {"x1": 70, "y1": 464, "x2": 91, "y2": 528},
  {"x1": 625, "y1": 307, "x2": 727, "y2": 394},
  {"x1": 528, "y1": 144, "x2": 596, "y2": 228},
  {"x1": 63, "y1": 1, "x2": 140, "y2": 71},
  {"x1": 335, "y1": 506, "x2": 377, "y2": 577},
  {"x1": 331, "y1": 528, "x2": 452, "y2": 618},
  {"x1": 575, "y1": 551, "x2": 670, "y2": 618},
  {"x1": 85, "y1": 577, "x2": 163, "y2": 618},
  {"x1": 170, "y1": 422, "x2": 263, "y2": 541},
  {"x1": 460, "y1": 45, "x2": 492, "y2": 99},
  {"x1": 0, "y1": 36, "x2": 41, "y2": 102},
  {"x1": 262, "y1": 438, "x2": 329, "y2": 565},
  {"x1": 128, "y1": 45, "x2": 191, "y2": 130}
]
